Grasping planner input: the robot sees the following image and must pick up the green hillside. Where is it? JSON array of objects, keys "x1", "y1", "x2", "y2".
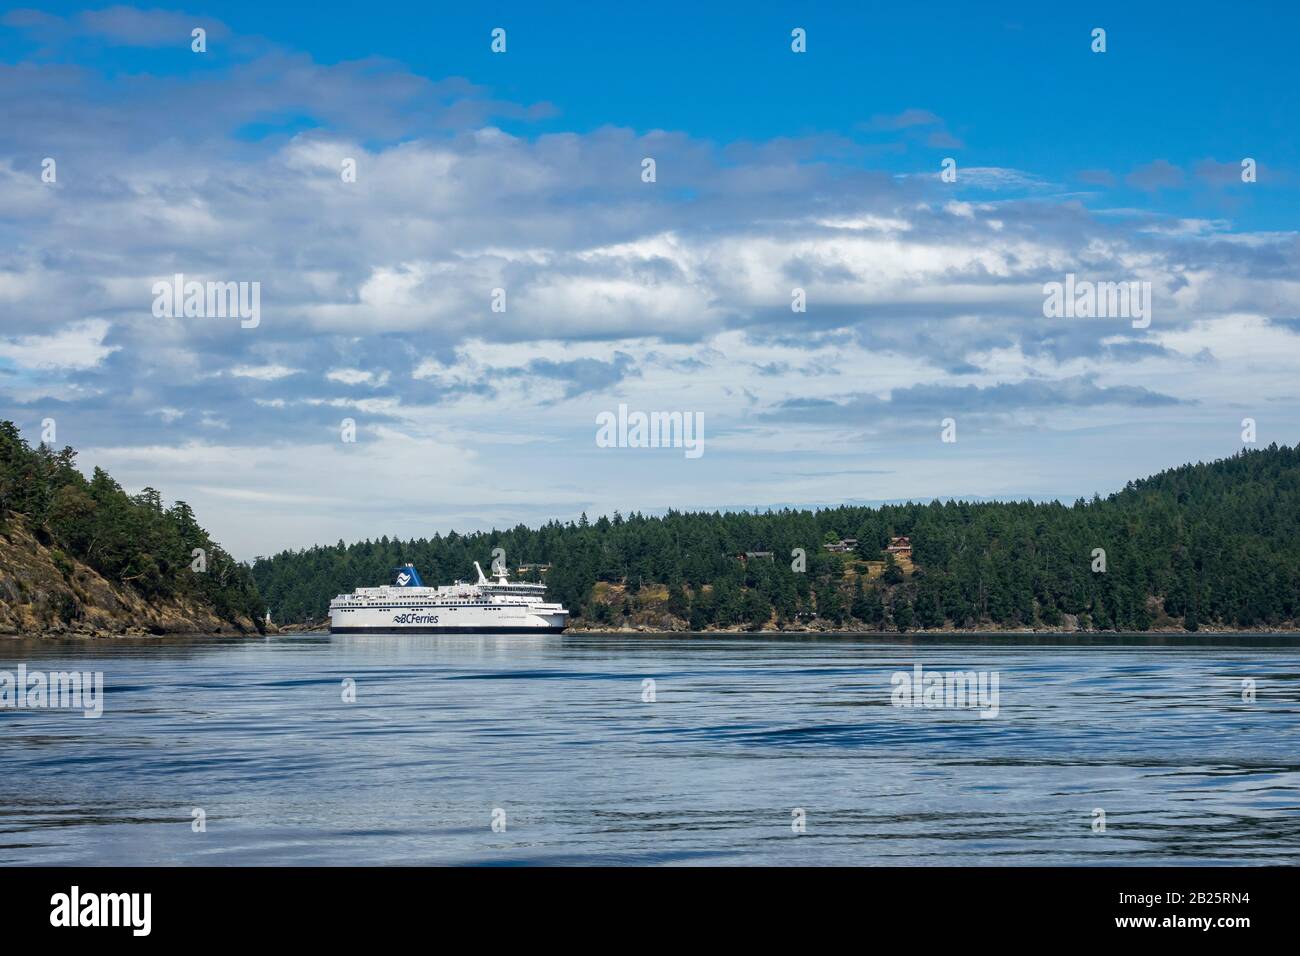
[
  {"x1": 251, "y1": 443, "x2": 1300, "y2": 632},
  {"x1": 1, "y1": 421, "x2": 263, "y2": 635}
]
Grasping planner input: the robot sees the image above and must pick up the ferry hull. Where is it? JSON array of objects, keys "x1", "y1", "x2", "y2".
[
  {"x1": 330, "y1": 625, "x2": 566, "y2": 634},
  {"x1": 327, "y1": 563, "x2": 569, "y2": 636}
]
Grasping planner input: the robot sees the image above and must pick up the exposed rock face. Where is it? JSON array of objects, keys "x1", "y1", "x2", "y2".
[
  {"x1": 0, "y1": 515, "x2": 258, "y2": 639},
  {"x1": 275, "y1": 619, "x2": 327, "y2": 633}
]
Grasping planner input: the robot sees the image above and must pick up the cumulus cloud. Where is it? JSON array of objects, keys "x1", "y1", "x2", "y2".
[
  {"x1": 0, "y1": 318, "x2": 118, "y2": 370},
  {"x1": 1, "y1": 12, "x2": 1298, "y2": 556}
]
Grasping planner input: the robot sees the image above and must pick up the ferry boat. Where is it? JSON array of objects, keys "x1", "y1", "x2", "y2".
[{"x1": 328, "y1": 563, "x2": 569, "y2": 634}]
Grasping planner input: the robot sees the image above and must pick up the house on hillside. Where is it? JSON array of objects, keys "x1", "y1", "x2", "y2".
[
  {"x1": 823, "y1": 538, "x2": 857, "y2": 554},
  {"x1": 885, "y1": 536, "x2": 912, "y2": 556},
  {"x1": 736, "y1": 551, "x2": 775, "y2": 562}
]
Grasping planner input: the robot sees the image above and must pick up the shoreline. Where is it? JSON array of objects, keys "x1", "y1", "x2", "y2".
[{"x1": 5, "y1": 626, "x2": 1300, "y2": 642}]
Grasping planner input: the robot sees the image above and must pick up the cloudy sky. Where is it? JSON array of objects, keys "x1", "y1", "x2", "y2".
[{"x1": 1, "y1": 2, "x2": 1297, "y2": 559}]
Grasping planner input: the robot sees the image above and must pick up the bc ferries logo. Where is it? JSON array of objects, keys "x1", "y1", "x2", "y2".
[
  {"x1": 392, "y1": 565, "x2": 424, "y2": 587},
  {"x1": 394, "y1": 613, "x2": 439, "y2": 625}
]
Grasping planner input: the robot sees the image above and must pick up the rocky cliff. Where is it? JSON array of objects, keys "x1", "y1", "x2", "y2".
[{"x1": 0, "y1": 514, "x2": 259, "y2": 639}]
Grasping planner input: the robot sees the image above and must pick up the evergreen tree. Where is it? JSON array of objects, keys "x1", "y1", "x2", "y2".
[
  {"x1": 0, "y1": 421, "x2": 263, "y2": 628},
  {"x1": 223, "y1": 438, "x2": 1300, "y2": 633}
]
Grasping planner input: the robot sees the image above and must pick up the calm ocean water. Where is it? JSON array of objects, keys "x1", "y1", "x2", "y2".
[{"x1": 1, "y1": 632, "x2": 1297, "y2": 866}]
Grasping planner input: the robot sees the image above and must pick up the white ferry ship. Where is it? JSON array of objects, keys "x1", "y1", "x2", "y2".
[{"x1": 328, "y1": 562, "x2": 569, "y2": 634}]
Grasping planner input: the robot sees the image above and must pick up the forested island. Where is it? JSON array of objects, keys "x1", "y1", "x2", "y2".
[
  {"x1": 0, "y1": 421, "x2": 262, "y2": 637},
  {"x1": 3, "y1": 416, "x2": 1298, "y2": 637},
  {"x1": 253, "y1": 441, "x2": 1300, "y2": 634}
]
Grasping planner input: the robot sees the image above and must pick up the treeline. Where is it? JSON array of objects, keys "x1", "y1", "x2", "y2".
[
  {"x1": 252, "y1": 443, "x2": 1300, "y2": 631},
  {"x1": 0, "y1": 421, "x2": 263, "y2": 627}
]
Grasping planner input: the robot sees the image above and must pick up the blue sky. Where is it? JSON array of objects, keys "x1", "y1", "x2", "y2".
[
  {"x1": 1, "y1": 2, "x2": 1298, "y2": 558},
  {"x1": 5, "y1": 1, "x2": 1296, "y2": 225}
]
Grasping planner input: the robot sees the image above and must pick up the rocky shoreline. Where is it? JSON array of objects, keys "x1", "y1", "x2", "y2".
[
  {"x1": 565, "y1": 622, "x2": 1299, "y2": 635},
  {"x1": 14, "y1": 621, "x2": 1289, "y2": 640},
  {"x1": 0, "y1": 515, "x2": 259, "y2": 641}
]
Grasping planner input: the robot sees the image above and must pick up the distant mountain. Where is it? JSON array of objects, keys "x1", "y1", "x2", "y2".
[
  {"x1": 253, "y1": 443, "x2": 1300, "y2": 633},
  {"x1": 0, "y1": 421, "x2": 263, "y2": 638}
]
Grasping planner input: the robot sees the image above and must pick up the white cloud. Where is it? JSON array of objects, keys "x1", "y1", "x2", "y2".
[
  {"x1": 231, "y1": 364, "x2": 302, "y2": 381},
  {"x1": 0, "y1": 318, "x2": 117, "y2": 370},
  {"x1": 1, "y1": 47, "x2": 1298, "y2": 557},
  {"x1": 326, "y1": 368, "x2": 391, "y2": 387}
]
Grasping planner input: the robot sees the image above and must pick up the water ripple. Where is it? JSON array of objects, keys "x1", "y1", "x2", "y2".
[{"x1": 1, "y1": 633, "x2": 1297, "y2": 864}]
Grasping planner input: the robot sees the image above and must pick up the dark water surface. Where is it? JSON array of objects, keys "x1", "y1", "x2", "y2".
[{"x1": 2, "y1": 632, "x2": 1298, "y2": 865}]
